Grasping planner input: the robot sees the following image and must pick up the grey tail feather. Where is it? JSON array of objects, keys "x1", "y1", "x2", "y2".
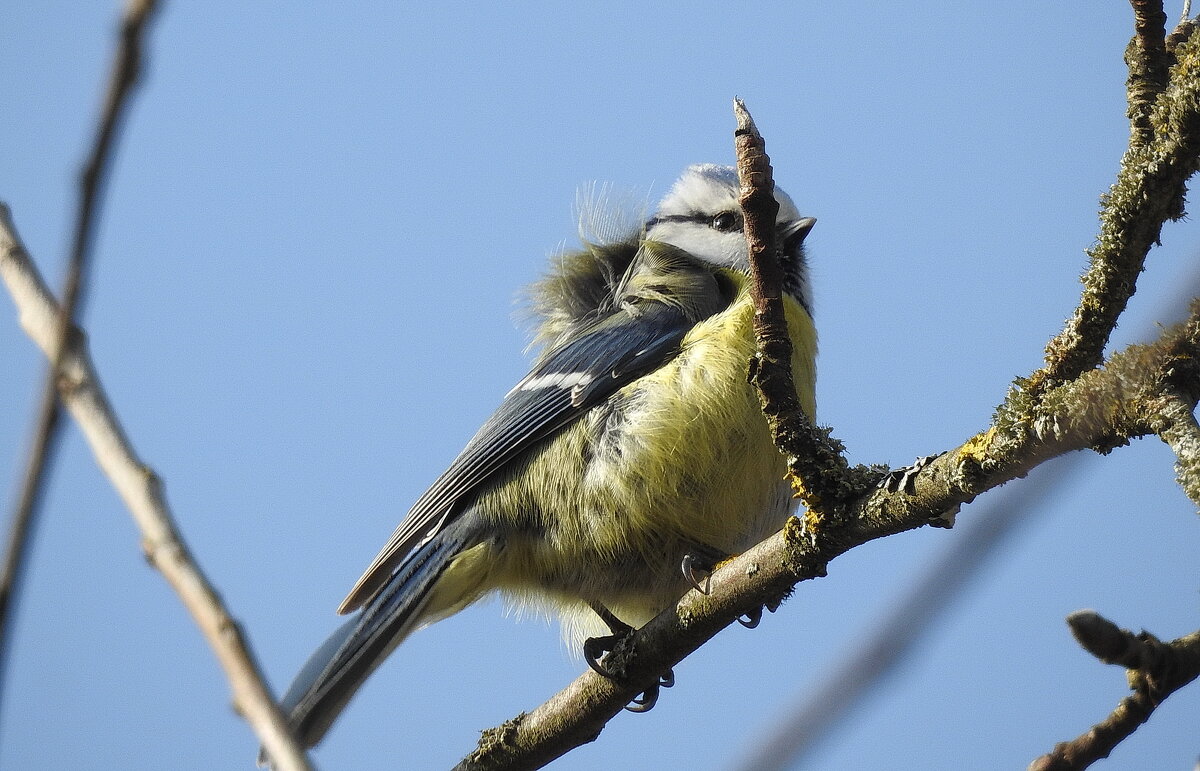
[{"x1": 259, "y1": 517, "x2": 476, "y2": 764}]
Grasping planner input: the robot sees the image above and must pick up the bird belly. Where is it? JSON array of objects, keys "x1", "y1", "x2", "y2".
[{"x1": 483, "y1": 293, "x2": 816, "y2": 641}]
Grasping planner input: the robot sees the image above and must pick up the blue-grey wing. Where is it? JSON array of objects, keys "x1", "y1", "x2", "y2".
[{"x1": 338, "y1": 297, "x2": 696, "y2": 612}]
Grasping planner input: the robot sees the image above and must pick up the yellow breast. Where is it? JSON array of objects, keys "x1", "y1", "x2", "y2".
[{"x1": 587, "y1": 274, "x2": 817, "y2": 554}]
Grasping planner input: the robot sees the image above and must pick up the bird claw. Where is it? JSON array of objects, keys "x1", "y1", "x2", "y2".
[
  {"x1": 585, "y1": 603, "x2": 676, "y2": 713},
  {"x1": 880, "y1": 453, "x2": 943, "y2": 494},
  {"x1": 879, "y1": 453, "x2": 961, "y2": 527},
  {"x1": 583, "y1": 633, "x2": 623, "y2": 678},
  {"x1": 738, "y1": 607, "x2": 763, "y2": 629},
  {"x1": 681, "y1": 553, "x2": 712, "y2": 595},
  {"x1": 625, "y1": 687, "x2": 658, "y2": 713},
  {"x1": 623, "y1": 668, "x2": 674, "y2": 713}
]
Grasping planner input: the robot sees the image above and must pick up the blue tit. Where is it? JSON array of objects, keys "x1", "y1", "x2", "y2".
[{"x1": 272, "y1": 163, "x2": 817, "y2": 754}]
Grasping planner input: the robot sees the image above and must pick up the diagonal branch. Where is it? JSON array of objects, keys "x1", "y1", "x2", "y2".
[
  {"x1": 1029, "y1": 612, "x2": 1200, "y2": 771},
  {"x1": 451, "y1": 95, "x2": 1200, "y2": 766},
  {"x1": 735, "y1": 461, "x2": 1077, "y2": 771},
  {"x1": 452, "y1": 307, "x2": 1200, "y2": 771},
  {"x1": 1031, "y1": 21, "x2": 1200, "y2": 391},
  {"x1": 0, "y1": 0, "x2": 161, "y2": 702},
  {"x1": 735, "y1": 266, "x2": 1200, "y2": 771},
  {"x1": 0, "y1": 208, "x2": 313, "y2": 771}
]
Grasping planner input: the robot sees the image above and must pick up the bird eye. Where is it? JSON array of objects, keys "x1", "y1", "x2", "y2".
[{"x1": 710, "y1": 211, "x2": 738, "y2": 232}]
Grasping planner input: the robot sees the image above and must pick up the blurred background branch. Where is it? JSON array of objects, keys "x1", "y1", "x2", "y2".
[
  {"x1": 0, "y1": 0, "x2": 161, "y2": 695},
  {"x1": 0, "y1": 2, "x2": 309, "y2": 767}
]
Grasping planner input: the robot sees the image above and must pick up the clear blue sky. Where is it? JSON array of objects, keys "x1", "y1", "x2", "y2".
[{"x1": 2, "y1": 3, "x2": 1198, "y2": 769}]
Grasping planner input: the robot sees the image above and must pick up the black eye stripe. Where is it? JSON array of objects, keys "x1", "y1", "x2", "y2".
[{"x1": 644, "y1": 214, "x2": 706, "y2": 229}]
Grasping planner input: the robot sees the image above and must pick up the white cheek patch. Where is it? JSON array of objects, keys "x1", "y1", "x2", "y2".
[{"x1": 519, "y1": 372, "x2": 595, "y2": 392}]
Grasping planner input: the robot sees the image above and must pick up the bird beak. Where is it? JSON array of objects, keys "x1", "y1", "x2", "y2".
[{"x1": 779, "y1": 217, "x2": 816, "y2": 255}]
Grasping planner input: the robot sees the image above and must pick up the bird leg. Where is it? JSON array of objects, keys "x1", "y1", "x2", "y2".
[
  {"x1": 582, "y1": 602, "x2": 631, "y2": 679},
  {"x1": 583, "y1": 601, "x2": 674, "y2": 713}
]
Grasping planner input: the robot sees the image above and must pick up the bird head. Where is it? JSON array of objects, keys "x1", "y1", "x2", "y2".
[{"x1": 645, "y1": 164, "x2": 815, "y2": 312}]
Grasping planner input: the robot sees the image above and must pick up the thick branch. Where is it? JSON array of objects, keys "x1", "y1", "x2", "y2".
[
  {"x1": 1143, "y1": 311, "x2": 1200, "y2": 506},
  {"x1": 0, "y1": 207, "x2": 312, "y2": 771},
  {"x1": 454, "y1": 274, "x2": 1200, "y2": 771},
  {"x1": 1156, "y1": 390, "x2": 1200, "y2": 506},
  {"x1": 1033, "y1": 22, "x2": 1200, "y2": 390},
  {"x1": 1126, "y1": 0, "x2": 1169, "y2": 146},
  {"x1": 1029, "y1": 612, "x2": 1200, "y2": 771}
]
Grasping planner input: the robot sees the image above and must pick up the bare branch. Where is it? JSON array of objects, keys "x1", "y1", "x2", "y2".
[
  {"x1": 1032, "y1": 22, "x2": 1200, "y2": 390},
  {"x1": 1029, "y1": 613, "x2": 1200, "y2": 771},
  {"x1": 454, "y1": 287, "x2": 1200, "y2": 770},
  {"x1": 733, "y1": 98, "x2": 876, "y2": 526},
  {"x1": 0, "y1": 207, "x2": 313, "y2": 771},
  {"x1": 735, "y1": 463, "x2": 1074, "y2": 771},
  {"x1": 736, "y1": 266, "x2": 1200, "y2": 770},
  {"x1": 1156, "y1": 390, "x2": 1200, "y2": 506},
  {"x1": 1126, "y1": 1, "x2": 1169, "y2": 147},
  {"x1": 0, "y1": 0, "x2": 161, "y2": 699}
]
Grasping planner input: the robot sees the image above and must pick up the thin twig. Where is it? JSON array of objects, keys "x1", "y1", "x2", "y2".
[
  {"x1": 0, "y1": 212, "x2": 312, "y2": 767},
  {"x1": 1029, "y1": 613, "x2": 1200, "y2": 771},
  {"x1": 733, "y1": 98, "x2": 872, "y2": 527},
  {"x1": 0, "y1": 0, "x2": 160, "y2": 705}
]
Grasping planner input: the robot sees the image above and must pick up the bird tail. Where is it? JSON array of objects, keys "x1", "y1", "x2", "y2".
[{"x1": 262, "y1": 516, "x2": 486, "y2": 762}]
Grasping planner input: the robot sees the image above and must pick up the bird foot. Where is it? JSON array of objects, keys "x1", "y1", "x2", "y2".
[
  {"x1": 584, "y1": 603, "x2": 675, "y2": 712},
  {"x1": 879, "y1": 453, "x2": 959, "y2": 527},
  {"x1": 879, "y1": 453, "x2": 943, "y2": 494},
  {"x1": 738, "y1": 606, "x2": 763, "y2": 628},
  {"x1": 623, "y1": 669, "x2": 675, "y2": 713}
]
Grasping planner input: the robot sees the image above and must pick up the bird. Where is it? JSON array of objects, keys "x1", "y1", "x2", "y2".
[{"x1": 269, "y1": 163, "x2": 818, "y2": 757}]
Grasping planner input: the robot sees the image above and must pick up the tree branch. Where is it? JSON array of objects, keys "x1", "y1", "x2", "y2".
[
  {"x1": 1032, "y1": 20, "x2": 1200, "y2": 390},
  {"x1": 736, "y1": 266, "x2": 1200, "y2": 770},
  {"x1": 1029, "y1": 612, "x2": 1200, "y2": 771},
  {"x1": 733, "y1": 98, "x2": 878, "y2": 527},
  {"x1": 0, "y1": 0, "x2": 161, "y2": 698},
  {"x1": 452, "y1": 134, "x2": 1200, "y2": 771},
  {"x1": 0, "y1": 207, "x2": 313, "y2": 771},
  {"x1": 736, "y1": 459, "x2": 1076, "y2": 771},
  {"x1": 1126, "y1": 0, "x2": 1169, "y2": 147},
  {"x1": 1157, "y1": 390, "x2": 1200, "y2": 507},
  {"x1": 453, "y1": 313, "x2": 1200, "y2": 770}
]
